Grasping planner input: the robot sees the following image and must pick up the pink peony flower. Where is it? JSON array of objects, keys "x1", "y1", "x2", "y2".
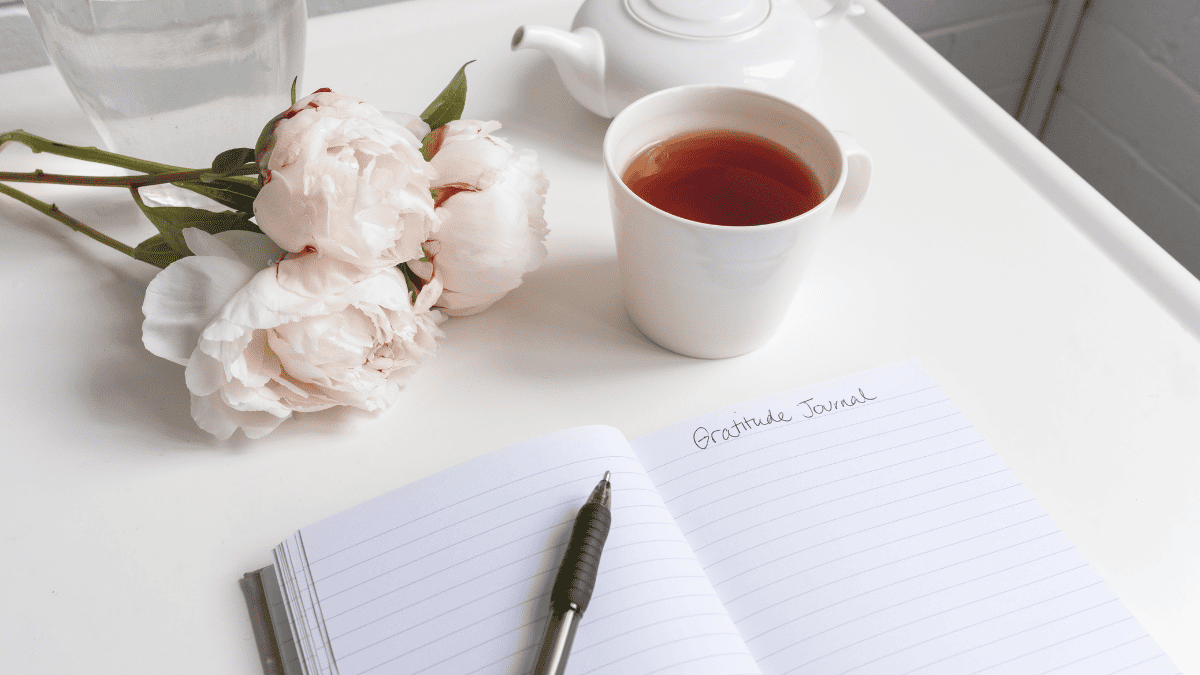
[
  {"x1": 410, "y1": 120, "x2": 549, "y2": 316},
  {"x1": 253, "y1": 90, "x2": 440, "y2": 271},
  {"x1": 142, "y1": 229, "x2": 443, "y2": 440}
]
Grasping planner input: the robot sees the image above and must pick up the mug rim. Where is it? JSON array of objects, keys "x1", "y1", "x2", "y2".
[{"x1": 602, "y1": 84, "x2": 847, "y2": 233}]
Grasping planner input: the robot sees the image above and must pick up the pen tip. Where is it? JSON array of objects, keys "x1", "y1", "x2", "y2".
[{"x1": 588, "y1": 471, "x2": 613, "y2": 509}]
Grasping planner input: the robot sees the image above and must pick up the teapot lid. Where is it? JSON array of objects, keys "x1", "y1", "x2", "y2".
[{"x1": 625, "y1": 0, "x2": 770, "y2": 38}]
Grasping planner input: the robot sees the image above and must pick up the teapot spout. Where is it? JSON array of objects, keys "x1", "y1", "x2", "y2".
[{"x1": 512, "y1": 25, "x2": 610, "y2": 117}]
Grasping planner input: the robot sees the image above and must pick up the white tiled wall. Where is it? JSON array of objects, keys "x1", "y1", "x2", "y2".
[
  {"x1": 1040, "y1": 0, "x2": 1200, "y2": 277},
  {"x1": 879, "y1": 0, "x2": 1053, "y2": 116},
  {"x1": 883, "y1": 0, "x2": 1200, "y2": 279}
]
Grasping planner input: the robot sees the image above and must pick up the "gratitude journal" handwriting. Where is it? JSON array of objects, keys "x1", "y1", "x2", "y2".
[{"x1": 692, "y1": 387, "x2": 876, "y2": 449}]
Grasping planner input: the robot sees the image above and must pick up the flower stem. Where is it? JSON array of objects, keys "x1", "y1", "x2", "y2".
[
  {"x1": 0, "y1": 182, "x2": 137, "y2": 258},
  {"x1": 2, "y1": 129, "x2": 189, "y2": 174},
  {"x1": 0, "y1": 168, "x2": 208, "y2": 187},
  {"x1": 0, "y1": 165, "x2": 259, "y2": 188}
]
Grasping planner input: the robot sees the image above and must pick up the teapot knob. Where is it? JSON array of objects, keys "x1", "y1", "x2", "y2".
[{"x1": 627, "y1": 0, "x2": 769, "y2": 37}]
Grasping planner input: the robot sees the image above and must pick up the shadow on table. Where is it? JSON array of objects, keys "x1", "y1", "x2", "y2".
[
  {"x1": 491, "y1": 59, "x2": 610, "y2": 163},
  {"x1": 0, "y1": 194, "x2": 223, "y2": 445},
  {"x1": 460, "y1": 253, "x2": 696, "y2": 381}
]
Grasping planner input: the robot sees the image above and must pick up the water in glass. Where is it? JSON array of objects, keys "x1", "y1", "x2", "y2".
[{"x1": 26, "y1": 0, "x2": 307, "y2": 169}]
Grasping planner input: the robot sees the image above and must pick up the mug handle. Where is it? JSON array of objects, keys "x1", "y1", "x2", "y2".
[{"x1": 831, "y1": 130, "x2": 872, "y2": 227}]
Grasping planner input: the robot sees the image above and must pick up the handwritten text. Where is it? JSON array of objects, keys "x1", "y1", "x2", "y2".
[
  {"x1": 797, "y1": 388, "x2": 876, "y2": 418},
  {"x1": 693, "y1": 409, "x2": 793, "y2": 449}
]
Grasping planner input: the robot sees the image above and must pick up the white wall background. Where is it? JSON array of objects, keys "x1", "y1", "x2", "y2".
[
  {"x1": 882, "y1": 0, "x2": 1200, "y2": 279},
  {"x1": 1039, "y1": 0, "x2": 1200, "y2": 280},
  {"x1": 878, "y1": 0, "x2": 1054, "y2": 116}
]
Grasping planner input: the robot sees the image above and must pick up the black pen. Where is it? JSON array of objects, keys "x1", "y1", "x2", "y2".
[{"x1": 533, "y1": 471, "x2": 612, "y2": 675}]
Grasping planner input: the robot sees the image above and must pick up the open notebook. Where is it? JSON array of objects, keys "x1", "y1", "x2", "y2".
[{"x1": 242, "y1": 360, "x2": 1178, "y2": 675}]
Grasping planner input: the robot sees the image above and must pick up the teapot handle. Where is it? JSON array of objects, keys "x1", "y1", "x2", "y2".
[{"x1": 813, "y1": 0, "x2": 858, "y2": 29}]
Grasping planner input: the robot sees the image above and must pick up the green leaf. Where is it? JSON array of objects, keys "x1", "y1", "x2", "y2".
[
  {"x1": 253, "y1": 85, "x2": 330, "y2": 184},
  {"x1": 172, "y1": 176, "x2": 260, "y2": 213},
  {"x1": 420, "y1": 61, "x2": 473, "y2": 132},
  {"x1": 210, "y1": 148, "x2": 256, "y2": 177},
  {"x1": 132, "y1": 234, "x2": 185, "y2": 269},
  {"x1": 397, "y1": 261, "x2": 422, "y2": 304},
  {"x1": 130, "y1": 187, "x2": 262, "y2": 256},
  {"x1": 254, "y1": 108, "x2": 292, "y2": 185}
]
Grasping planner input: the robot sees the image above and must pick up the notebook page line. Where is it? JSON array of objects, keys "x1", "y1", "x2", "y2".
[
  {"x1": 704, "y1": 493, "x2": 1035, "y2": 572},
  {"x1": 356, "y1": 571, "x2": 720, "y2": 674},
  {"x1": 309, "y1": 462, "x2": 637, "y2": 580},
  {"x1": 342, "y1": 557, "x2": 747, "y2": 675},
  {"x1": 692, "y1": 474, "x2": 1018, "y2": 552},
  {"x1": 717, "y1": 513, "x2": 1052, "y2": 599},
  {"x1": 304, "y1": 455, "x2": 629, "y2": 565},
  {"x1": 682, "y1": 465, "x2": 1009, "y2": 539},
  {"x1": 779, "y1": 577, "x2": 1107, "y2": 667},
  {"x1": 742, "y1": 552, "x2": 1084, "y2": 642},
  {"x1": 339, "y1": 590, "x2": 553, "y2": 664},
  {"x1": 575, "y1": 632, "x2": 757, "y2": 675},
  {"x1": 320, "y1": 496, "x2": 669, "y2": 617},
  {"x1": 571, "y1": 612, "x2": 736, "y2": 654},
  {"x1": 318, "y1": 497, "x2": 594, "y2": 610},
  {"x1": 879, "y1": 608, "x2": 1128, "y2": 675},
  {"x1": 1105, "y1": 655, "x2": 1178, "y2": 675},
  {"x1": 333, "y1": 549, "x2": 705, "y2": 652},
  {"x1": 666, "y1": 422, "x2": 973, "y2": 508},
  {"x1": 954, "y1": 618, "x2": 1144, "y2": 675},
  {"x1": 1028, "y1": 634, "x2": 1153, "y2": 675},
  {"x1": 323, "y1": 492, "x2": 681, "y2": 645},
  {"x1": 571, "y1": 593, "x2": 730, "y2": 636},
  {"x1": 672, "y1": 438, "x2": 987, "y2": 521},
  {"x1": 697, "y1": 469, "x2": 1015, "y2": 568}
]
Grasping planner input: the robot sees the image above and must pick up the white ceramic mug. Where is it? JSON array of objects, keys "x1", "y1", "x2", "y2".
[{"x1": 603, "y1": 85, "x2": 872, "y2": 359}]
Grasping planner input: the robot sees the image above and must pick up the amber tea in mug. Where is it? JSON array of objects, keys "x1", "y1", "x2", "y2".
[
  {"x1": 604, "y1": 85, "x2": 872, "y2": 358},
  {"x1": 620, "y1": 129, "x2": 824, "y2": 226}
]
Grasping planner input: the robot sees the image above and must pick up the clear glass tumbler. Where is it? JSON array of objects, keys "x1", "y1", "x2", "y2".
[{"x1": 26, "y1": 0, "x2": 307, "y2": 169}]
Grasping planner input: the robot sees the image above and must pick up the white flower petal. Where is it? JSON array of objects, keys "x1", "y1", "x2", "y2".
[
  {"x1": 139, "y1": 184, "x2": 227, "y2": 212},
  {"x1": 190, "y1": 391, "x2": 287, "y2": 440},
  {"x1": 181, "y1": 228, "x2": 283, "y2": 273},
  {"x1": 212, "y1": 230, "x2": 285, "y2": 271},
  {"x1": 381, "y1": 111, "x2": 431, "y2": 142},
  {"x1": 182, "y1": 228, "x2": 240, "y2": 260},
  {"x1": 142, "y1": 255, "x2": 256, "y2": 365},
  {"x1": 184, "y1": 347, "x2": 226, "y2": 396}
]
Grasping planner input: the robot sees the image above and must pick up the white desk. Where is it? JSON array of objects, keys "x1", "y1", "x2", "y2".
[{"x1": 1, "y1": 1, "x2": 1197, "y2": 672}]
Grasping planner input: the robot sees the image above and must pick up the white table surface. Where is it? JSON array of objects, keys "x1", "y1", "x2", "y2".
[{"x1": 1, "y1": 1, "x2": 1197, "y2": 673}]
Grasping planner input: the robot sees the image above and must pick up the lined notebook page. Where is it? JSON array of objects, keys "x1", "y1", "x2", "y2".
[
  {"x1": 631, "y1": 361, "x2": 1178, "y2": 675},
  {"x1": 274, "y1": 425, "x2": 759, "y2": 675}
]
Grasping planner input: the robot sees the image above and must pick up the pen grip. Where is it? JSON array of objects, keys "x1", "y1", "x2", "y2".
[{"x1": 551, "y1": 502, "x2": 611, "y2": 615}]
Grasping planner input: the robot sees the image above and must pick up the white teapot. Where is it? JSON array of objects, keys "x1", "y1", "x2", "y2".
[{"x1": 511, "y1": 0, "x2": 857, "y2": 118}]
